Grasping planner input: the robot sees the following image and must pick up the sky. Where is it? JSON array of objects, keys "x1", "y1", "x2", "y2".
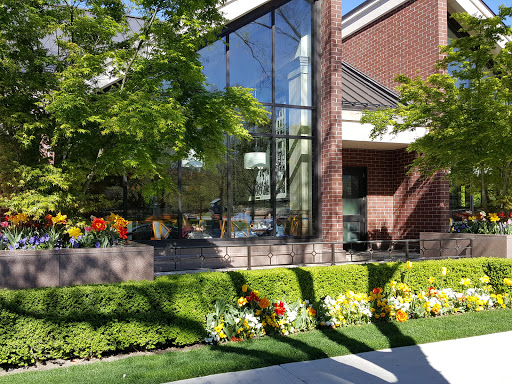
[{"x1": 342, "y1": 0, "x2": 511, "y2": 25}]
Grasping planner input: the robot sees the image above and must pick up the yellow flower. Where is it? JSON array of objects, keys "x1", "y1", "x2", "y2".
[
  {"x1": 468, "y1": 215, "x2": 476, "y2": 221},
  {"x1": 406, "y1": 261, "x2": 413, "y2": 269},
  {"x1": 480, "y1": 275, "x2": 490, "y2": 284},
  {"x1": 238, "y1": 296, "x2": 248, "y2": 307},
  {"x1": 428, "y1": 276, "x2": 435, "y2": 284},
  {"x1": 9, "y1": 213, "x2": 30, "y2": 225},
  {"x1": 52, "y1": 212, "x2": 67, "y2": 224},
  {"x1": 504, "y1": 278, "x2": 512, "y2": 286},
  {"x1": 68, "y1": 227, "x2": 82, "y2": 239},
  {"x1": 441, "y1": 267, "x2": 447, "y2": 276},
  {"x1": 431, "y1": 304, "x2": 441, "y2": 315},
  {"x1": 242, "y1": 284, "x2": 248, "y2": 293},
  {"x1": 460, "y1": 278, "x2": 471, "y2": 287}
]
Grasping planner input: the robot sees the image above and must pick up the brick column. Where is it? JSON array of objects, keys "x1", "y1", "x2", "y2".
[{"x1": 319, "y1": 0, "x2": 343, "y2": 242}]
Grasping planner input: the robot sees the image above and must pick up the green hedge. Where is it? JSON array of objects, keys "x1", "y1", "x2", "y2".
[{"x1": 1, "y1": 257, "x2": 512, "y2": 368}]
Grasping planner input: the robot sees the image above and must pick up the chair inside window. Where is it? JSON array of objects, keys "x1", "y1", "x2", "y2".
[
  {"x1": 152, "y1": 221, "x2": 173, "y2": 240},
  {"x1": 231, "y1": 220, "x2": 250, "y2": 237},
  {"x1": 219, "y1": 219, "x2": 227, "y2": 238},
  {"x1": 289, "y1": 217, "x2": 300, "y2": 236}
]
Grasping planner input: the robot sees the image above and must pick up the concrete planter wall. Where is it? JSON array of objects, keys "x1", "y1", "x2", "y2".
[
  {"x1": 420, "y1": 232, "x2": 512, "y2": 259},
  {"x1": 0, "y1": 243, "x2": 154, "y2": 290}
]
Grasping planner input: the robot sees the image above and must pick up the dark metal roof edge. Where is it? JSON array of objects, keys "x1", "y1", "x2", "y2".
[{"x1": 341, "y1": 61, "x2": 399, "y2": 109}]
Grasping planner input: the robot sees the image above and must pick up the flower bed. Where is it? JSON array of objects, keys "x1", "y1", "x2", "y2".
[
  {"x1": 0, "y1": 212, "x2": 128, "y2": 250},
  {"x1": 205, "y1": 263, "x2": 512, "y2": 343},
  {"x1": 0, "y1": 212, "x2": 153, "y2": 289}
]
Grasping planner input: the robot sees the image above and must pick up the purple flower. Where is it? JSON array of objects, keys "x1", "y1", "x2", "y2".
[
  {"x1": 95, "y1": 241, "x2": 100, "y2": 248},
  {"x1": 29, "y1": 236, "x2": 36, "y2": 245}
]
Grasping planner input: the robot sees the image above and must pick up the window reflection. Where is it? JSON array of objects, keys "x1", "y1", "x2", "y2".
[
  {"x1": 231, "y1": 137, "x2": 272, "y2": 237},
  {"x1": 276, "y1": 0, "x2": 312, "y2": 106},
  {"x1": 276, "y1": 138, "x2": 313, "y2": 236},
  {"x1": 276, "y1": 107, "x2": 312, "y2": 136},
  {"x1": 181, "y1": 153, "x2": 227, "y2": 239},
  {"x1": 199, "y1": 38, "x2": 226, "y2": 92},
  {"x1": 230, "y1": 14, "x2": 272, "y2": 103}
]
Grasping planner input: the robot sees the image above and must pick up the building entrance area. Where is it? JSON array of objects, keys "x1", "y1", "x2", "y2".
[{"x1": 343, "y1": 167, "x2": 367, "y2": 249}]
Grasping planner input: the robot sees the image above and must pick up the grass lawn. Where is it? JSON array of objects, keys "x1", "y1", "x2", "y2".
[{"x1": 1, "y1": 308, "x2": 512, "y2": 384}]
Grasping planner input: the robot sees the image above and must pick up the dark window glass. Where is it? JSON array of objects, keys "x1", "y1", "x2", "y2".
[
  {"x1": 199, "y1": 38, "x2": 226, "y2": 92},
  {"x1": 276, "y1": 138, "x2": 313, "y2": 237},
  {"x1": 181, "y1": 154, "x2": 228, "y2": 239},
  {"x1": 231, "y1": 136, "x2": 273, "y2": 238},
  {"x1": 245, "y1": 105, "x2": 272, "y2": 134},
  {"x1": 275, "y1": 0, "x2": 312, "y2": 106},
  {"x1": 230, "y1": 14, "x2": 272, "y2": 103}
]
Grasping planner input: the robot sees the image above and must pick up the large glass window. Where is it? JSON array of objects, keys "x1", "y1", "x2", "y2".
[
  {"x1": 276, "y1": 138, "x2": 313, "y2": 237},
  {"x1": 275, "y1": 0, "x2": 312, "y2": 106},
  {"x1": 230, "y1": 14, "x2": 272, "y2": 103},
  {"x1": 199, "y1": 38, "x2": 226, "y2": 92},
  {"x1": 128, "y1": 0, "x2": 316, "y2": 240},
  {"x1": 181, "y1": 154, "x2": 228, "y2": 239}
]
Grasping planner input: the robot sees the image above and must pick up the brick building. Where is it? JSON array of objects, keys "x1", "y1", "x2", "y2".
[{"x1": 143, "y1": 0, "x2": 501, "y2": 244}]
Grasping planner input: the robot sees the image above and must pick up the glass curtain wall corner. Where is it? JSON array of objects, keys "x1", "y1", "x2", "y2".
[{"x1": 124, "y1": 0, "x2": 316, "y2": 240}]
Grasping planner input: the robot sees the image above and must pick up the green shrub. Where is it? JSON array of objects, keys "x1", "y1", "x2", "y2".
[{"x1": 1, "y1": 257, "x2": 512, "y2": 368}]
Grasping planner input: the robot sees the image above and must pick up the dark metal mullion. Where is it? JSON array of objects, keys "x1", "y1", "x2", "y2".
[
  {"x1": 177, "y1": 161, "x2": 183, "y2": 239},
  {"x1": 226, "y1": 34, "x2": 232, "y2": 239},
  {"x1": 312, "y1": 0, "x2": 321, "y2": 239},
  {"x1": 271, "y1": 10, "x2": 277, "y2": 237}
]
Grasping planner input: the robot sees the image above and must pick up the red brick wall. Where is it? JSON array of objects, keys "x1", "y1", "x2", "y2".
[
  {"x1": 320, "y1": 0, "x2": 344, "y2": 242},
  {"x1": 343, "y1": 149, "x2": 395, "y2": 240},
  {"x1": 392, "y1": 149, "x2": 450, "y2": 239},
  {"x1": 342, "y1": 0, "x2": 448, "y2": 90},
  {"x1": 343, "y1": 148, "x2": 450, "y2": 240}
]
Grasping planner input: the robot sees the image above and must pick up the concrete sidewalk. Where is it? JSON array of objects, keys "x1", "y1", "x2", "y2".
[{"x1": 166, "y1": 331, "x2": 512, "y2": 384}]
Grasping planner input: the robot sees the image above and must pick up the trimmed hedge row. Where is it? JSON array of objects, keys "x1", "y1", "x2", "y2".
[{"x1": 1, "y1": 257, "x2": 512, "y2": 368}]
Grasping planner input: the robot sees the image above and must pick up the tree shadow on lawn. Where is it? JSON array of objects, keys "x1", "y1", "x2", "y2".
[{"x1": 258, "y1": 263, "x2": 449, "y2": 383}]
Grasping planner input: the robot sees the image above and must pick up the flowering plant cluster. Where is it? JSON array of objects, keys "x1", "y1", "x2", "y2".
[
  {"x1": 0, "y1": 212, "x2": 129, "y2": 250},
  {"x1": 205, "y1": 265, "x2": 512, "y2": 344},
  {"x1": 451, "y1": 211, "x2": 512, "y2": 235},
  {"x1": 205, "y1": 284, "x2": 317, "y2": 343}
]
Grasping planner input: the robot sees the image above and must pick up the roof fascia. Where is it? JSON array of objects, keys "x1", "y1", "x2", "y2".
[{"x1": 219, "y1": 0, "x2": 274, "y2": 22}]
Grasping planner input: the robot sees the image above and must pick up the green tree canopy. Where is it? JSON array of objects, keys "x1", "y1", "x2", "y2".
[
  {"x1": 0, "y1": 0, "x2": 268, "y2": 217},
  {"x1": 362, "y1": 6, "x2": 512, "y2": 210}
]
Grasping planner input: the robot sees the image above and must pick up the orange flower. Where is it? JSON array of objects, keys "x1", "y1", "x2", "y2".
[
  {"x1": 307, "y1": 306, "x2": 317, "y2": 316},
  {"x1": 258, "y1": 297, "x2": 270, "y2": 309},
  {"x1": 396, "y1": 310, "x2": 408, "y2": 322},
  {"x1": 91, "y1": 217, "x2": 107, "y2": 231}
]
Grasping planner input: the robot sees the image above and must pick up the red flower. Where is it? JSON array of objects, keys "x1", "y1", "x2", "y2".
[
  {"x1": 91, "y1": 217, "x2": 107, "y2": 231},
  {"x1": 118, "y1": 226, "x2": 128, "y2": 240},
  {"x1": 499, "y1": 212, "x2": 506, "y2": 218},
  {"x1": 428, "y1": 287, "x2": 436, "y2": 296},
  {"x1": 246, "y1": 291, "x2": 260, "y2": 303},
  {"x1": 45, "y1": 214, "x2": 54, "y2": 227},
  {"x1": 274, "y1": 301, "x2": 286, "y2": 316}
]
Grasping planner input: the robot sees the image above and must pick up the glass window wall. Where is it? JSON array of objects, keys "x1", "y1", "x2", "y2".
[
  {"x1": 122, "y1": 0, "x2": 316, "y2": 240},
  {"x1": 275, "y1": 0, "x2": 312, "y2": 106},
  {"x1": 230, "y1": 14, "x2": 272, "y2": 103}
]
